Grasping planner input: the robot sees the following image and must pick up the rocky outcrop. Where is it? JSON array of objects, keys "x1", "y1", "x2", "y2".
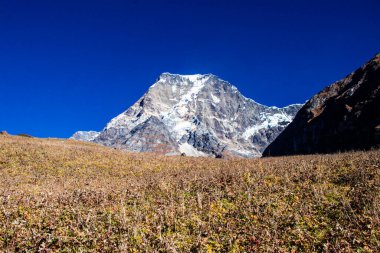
[
  {"x1": 72, "y1": 73, "x2": 302, "y2": 157},
  {"x1": 16, "y1": 134, "x2": 33, "y2": 138},
  {"x1": 263, "y1": 53, "x2": 380, "y2": 156},
  {"x1": 71, "y1": 131, "x2": 100, "y2": 142},
  {"x1": 96, "y1": 116, "x2": 179, "y2": 154}
]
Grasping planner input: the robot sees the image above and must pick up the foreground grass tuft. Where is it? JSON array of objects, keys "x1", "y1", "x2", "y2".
[{"x1": 0, "y1": 135, "x2": 379, "y2": 252}]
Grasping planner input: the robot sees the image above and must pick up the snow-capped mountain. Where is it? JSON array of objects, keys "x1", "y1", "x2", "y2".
[
  {"x1": 70, "y1": 131, "x2": 100, "y2": 142},
  {"x1": 72, "y1": 73, "x2": 302, "y2": 157}
]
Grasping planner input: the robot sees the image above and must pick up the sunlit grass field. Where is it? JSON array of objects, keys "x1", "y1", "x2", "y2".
[{"x1": 0, "y1": 135, "x2": 379, "y2": 252}]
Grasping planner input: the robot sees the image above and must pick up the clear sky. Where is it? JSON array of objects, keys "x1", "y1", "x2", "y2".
[{"x1": 1, "y1": 0, "x2": 379, "y2": 138}]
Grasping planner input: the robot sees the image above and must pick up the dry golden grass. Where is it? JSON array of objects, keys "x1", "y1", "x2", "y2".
[{"x1": 0, "y1": 135, "x2": 379, "y2": 252}]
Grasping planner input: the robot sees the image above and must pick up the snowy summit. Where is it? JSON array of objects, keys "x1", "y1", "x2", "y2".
[{"x1": 72, "y1": 73, "x2": 302, "y2": 157}]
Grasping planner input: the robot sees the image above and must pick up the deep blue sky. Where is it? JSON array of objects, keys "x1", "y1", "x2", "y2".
[{"x1": 0, "y1": 0, "x2": 379, "y2": 138}]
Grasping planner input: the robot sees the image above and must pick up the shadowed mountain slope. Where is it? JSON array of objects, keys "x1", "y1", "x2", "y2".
[{"x1": 263, "y1": 53, "x2": 380, "y2": 156}]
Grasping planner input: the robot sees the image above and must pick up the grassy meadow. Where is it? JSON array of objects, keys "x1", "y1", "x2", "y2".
[{"x1": 0, "y1": 135, "x2": 379, "y2": 252}]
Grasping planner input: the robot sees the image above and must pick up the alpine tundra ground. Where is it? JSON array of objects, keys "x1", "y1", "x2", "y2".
[{"x1": 0, "y1": 135, "x2": 379, "y2": 252}]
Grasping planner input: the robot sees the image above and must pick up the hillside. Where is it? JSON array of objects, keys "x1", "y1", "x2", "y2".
[
  {"x1": 263, "y1": 53, "x2": 380, "y2": 157},
  {"x1": 0, "y1": 135, "x2": 379, "y2": 252}
]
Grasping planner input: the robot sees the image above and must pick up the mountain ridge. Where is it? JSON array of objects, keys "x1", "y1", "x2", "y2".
[{"x1": 72, "y1": 73, "x2": 303, "y2": 157}]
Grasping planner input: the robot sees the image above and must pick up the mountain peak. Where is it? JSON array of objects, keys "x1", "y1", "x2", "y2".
[
  {"x1": 159, "y1": 72, "x2": 214, "y2": 79},
  {"x1": 157, "y1": 73, "x2": 218, "y2": 84},
  {"x1": 72, "y1": 74, "x2": 303, "y2": 157}
]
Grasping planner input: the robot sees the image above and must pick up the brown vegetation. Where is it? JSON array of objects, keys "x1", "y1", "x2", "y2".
[{"x1": 0, "y1": 135, "x2": 379, "y2": 252}]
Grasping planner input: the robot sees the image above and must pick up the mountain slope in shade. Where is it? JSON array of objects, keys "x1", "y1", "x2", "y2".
[
  {"x1": 263, "y1": 53, "x2": 380, "y2": 157},
  {"x1": 72, "y1": 73, "x2": 302, "y2": 157}
]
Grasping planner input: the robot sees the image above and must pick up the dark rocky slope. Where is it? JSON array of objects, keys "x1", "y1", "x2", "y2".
[{"x1": 263, "y1": 53, "x2": 380, "y2": 156}]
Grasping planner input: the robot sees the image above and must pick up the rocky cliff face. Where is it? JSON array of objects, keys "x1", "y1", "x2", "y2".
[
  {"x1": 72, "y1": 73, "x2": 302, "y2": 157},
  {"x1": 263, "y1": 53, "x2": 380, "y2": 156}
]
